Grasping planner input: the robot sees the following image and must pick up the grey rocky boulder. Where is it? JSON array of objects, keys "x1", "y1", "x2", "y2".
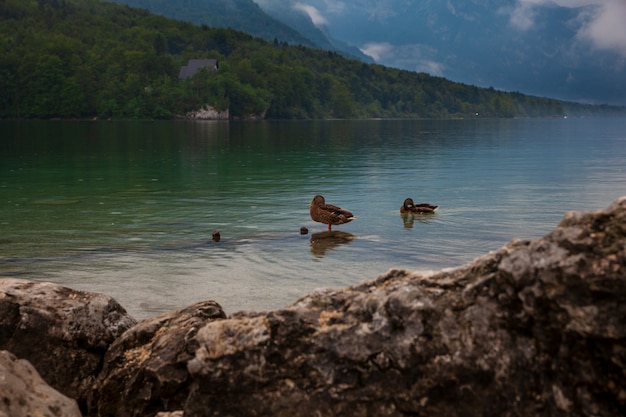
[
  {"x1": 0, "y1": 278, "x2": 136, "y2": 411},
  {"x1": 0, "y1": 350, "x2": 82, "y2": 417},
  {"x1": 89, "y1": 300, "x2": 226, "y2": 417}
]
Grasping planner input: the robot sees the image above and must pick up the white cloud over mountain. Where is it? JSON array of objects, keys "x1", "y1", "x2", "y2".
[
  {"x1": 292, "y1": 3, "x2": 327, "y2": 26},
  {"x1": 361, "y1": 42, "x2": 445, "y2": 76},
  {"x1": 511, "y1": 0, "x2": 626, "y2": 56},
  {"x1": 576, "y1": 1, "x2": 626, "y2": 57},
  {"x1": 360, "y1": 42, "x2": 391, "y2": 61}
]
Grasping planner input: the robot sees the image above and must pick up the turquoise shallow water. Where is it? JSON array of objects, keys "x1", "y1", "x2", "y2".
[{"x1": 1, "y1": 118, "x2": 625, "y2": 317}]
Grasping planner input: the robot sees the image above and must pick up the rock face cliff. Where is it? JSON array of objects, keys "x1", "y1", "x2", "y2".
[{"x1": 1, "y1": 197, "x2": 625, "y2": 417}]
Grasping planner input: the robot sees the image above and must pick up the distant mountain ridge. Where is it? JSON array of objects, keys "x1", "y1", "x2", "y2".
[
  {"x1": 255, "y1": 0, "x2": 626, "y2": 106},
  {"x1": 108, "y1": 0, "x2": 315, "y2": 46},
  {"x1": 109, "y1": 0, "x2": 372, "y2": 62}
]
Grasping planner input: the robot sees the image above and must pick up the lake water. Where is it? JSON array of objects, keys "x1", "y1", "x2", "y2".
[{"x1": 1, "y1": 118, "x2": 625, "y2": 318}]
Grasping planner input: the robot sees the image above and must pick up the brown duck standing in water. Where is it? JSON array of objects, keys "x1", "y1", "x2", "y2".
[
  {"x1": 400, "y1": 198, "x2": 439, "y2": 214},
  {"x1": 310, "y1": 195, "x2": 357, "y2": 231}
]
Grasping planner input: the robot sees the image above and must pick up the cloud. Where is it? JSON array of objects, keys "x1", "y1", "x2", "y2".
[
  {"x1": 361, "y1": 42, "x2": 445, "y2": 76},
  {"x1": 414, "y1": 60, "x2": 446, "y2": 76},
  {"x1": 507, "y1": 0, "x2": 590, "y2": 31},
  {"x1": 508, "y1": 3, "x2": 536, "y2": 30},
  {"x1": 360, "y1": 42, "x2": 394, "y2": 61},
  {"x1": 576, "y1": 1, "x2": 626, "y2": 56},
  {"x1": 292, "y1": 3, "x2": 328, "y2": 26},
  {"x1": 510, "y1": 0, "x2": 626, "y2": 56},
  {"x1": 320, "y1": 0, "x2": 347, "y2": 16}
]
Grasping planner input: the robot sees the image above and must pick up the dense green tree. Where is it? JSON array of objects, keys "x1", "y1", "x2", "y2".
[{"x1": 330, "y1": 80, "x2": 354, "y2": 119}]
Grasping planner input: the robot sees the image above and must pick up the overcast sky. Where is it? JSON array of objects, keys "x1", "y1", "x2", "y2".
[{"x1": 257, "y1": 0, "x2": 626, "y2": 58}]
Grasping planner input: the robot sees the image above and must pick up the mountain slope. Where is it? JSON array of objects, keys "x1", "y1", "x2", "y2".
[
  {"x1": 109, "y1": 0, "x2": 372, "y2": 62},
  {"x1": 256, "y1": 0, "x2": 626, "y2": 105},
  {"x1": 108, "y1": 0, "x2": 316, "y2": 47},
  {"x1": 253, "y1": 1, "x2": 373, "y2": 63}
]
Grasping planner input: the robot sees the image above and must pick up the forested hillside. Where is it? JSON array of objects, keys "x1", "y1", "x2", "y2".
[{"x1": 0, "y1": 0, "x2": 623, "y2": 120}]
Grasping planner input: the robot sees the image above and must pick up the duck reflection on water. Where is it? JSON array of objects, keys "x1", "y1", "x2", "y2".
[
  {"x1": 401, "y1": 213, "x2": 437, "y2": 229},
  {"x1": 309, "y1": 230, "x2": 356, "y2": 257}
]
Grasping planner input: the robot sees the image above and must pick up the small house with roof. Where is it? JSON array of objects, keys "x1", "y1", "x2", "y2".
[{"x1": 178, "y1": 59, "x2": 219, "y2": 79}]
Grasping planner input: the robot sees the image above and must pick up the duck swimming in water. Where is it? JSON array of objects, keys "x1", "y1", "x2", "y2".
[
  {"x1": 310, "y1": 195, "x2": 357, "y2": 231},
  {"x1": 400, "y1": 198, "x2": 439, "y2": 214}
]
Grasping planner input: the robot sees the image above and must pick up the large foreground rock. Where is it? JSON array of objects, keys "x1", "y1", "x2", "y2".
[
  {"x1": 183, "y1": 197, "x2": 626, "y2": 416},
  {"x1": 90, "y1": 301, "x2": 226, "y2": 417},
  {"x1": 0, "y1": 279, "x2": 136, "y2": 411},
  {"x1": 0, "y1": 350, "x2": 81, "y2": 417}
]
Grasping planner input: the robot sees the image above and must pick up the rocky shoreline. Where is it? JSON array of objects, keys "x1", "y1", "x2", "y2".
[
  {"x1": 2, "y1": 197, "x2": 626, "y2": 417},
  {"x1": 182, "y1": 105, "x2": 230, "y2": 120}
]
